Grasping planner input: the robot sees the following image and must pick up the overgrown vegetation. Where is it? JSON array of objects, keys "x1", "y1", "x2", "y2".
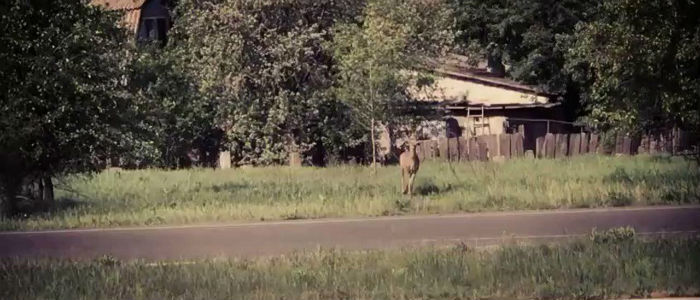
[
  {"x1": 2, "y1": 155, "x2": 697, "y2": 231},
  {"x1": 2, "y1": 0, "x2": 699, "y2": 217},
  {"x1": 2, "y1": 230, "x2": 699, "y2": 300}
]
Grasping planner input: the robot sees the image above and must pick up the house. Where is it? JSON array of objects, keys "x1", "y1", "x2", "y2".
[
  {"x1": 424, "y1": 54, "x2": 566, "y2": 136},
  {"x1": 91, "y1": 0, "x2": 172, "y2": 43},
  {"x1": 424, "y1": 54, "x2": 571, "y2": 151},
  {"x1": 380, "y1": 54, "x2": 570, "y2": 159}
]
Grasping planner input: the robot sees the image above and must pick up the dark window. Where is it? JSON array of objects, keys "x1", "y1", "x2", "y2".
[
  {"x1": 145, "y1": 19, "x2": 156, "y2": 40},
  {"x1": 139, "y1": 18, "x2": 169, "y2": 45},
  {"x1": 157, "y1": 18, "x2": 167, "y2": 43}
]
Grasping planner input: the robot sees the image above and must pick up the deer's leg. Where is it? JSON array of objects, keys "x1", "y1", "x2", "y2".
[
  {"x1": 408, "y1": 172, "x2": 416, "y2": 196},
  {"x1": 401, "y1": 169, "x2": 408, "y2": 194}
]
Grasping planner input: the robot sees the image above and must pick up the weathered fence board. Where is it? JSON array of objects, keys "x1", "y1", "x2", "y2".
[
  {"x1": 555, "y1": 134, "x2": 568, "y2": 158},
  {"x1": 545, "y1": 133, "x2": 556, "y2": 158},
  {"x1": 589, "y1": 134, "x2": 600, "y2": 154},
  {"x1": 419, "y1": 140, "x2": 438, "y2": 160},
  {"x1": 569, "y1": 134, "x2": 581, "y2": 156},
  {"x1": 614, "y1": 134, "x2": 624, "y2": 154},
  {"x1": 510, "y1": 134, "x2": 525, "y2": 157},
  {"x1": 459, "y1": 138, "x2": 469, "y2": 161},
  {"x1": 417, "y1": 142, "x2": 427, "y2": 161},
  {"x1": 620, "y1": 136, "x2": 631, "y2": 155},
  {"x1": 580, "y1": 133, "x2": 589, "y2": 154},
  {"x1": 448, "y1": 138, "x2": 460, "y2": 161},
  {"x1": 515, "y1": 133, "x2": 524, "y2": 157},
  {"x1": 536, "y1": 136, "x2": 544, "y2": 158},
  {"x1": 468, "y1": 138, "x2": 479, "y2": 161},
  {"x1": 501, "y1": 134, "x2": 511, "y2": 159},
  {"x1": 478, "y1": 141, "x2": 489, "y2": 161},
  {"x1": 414, "y1": 128, "x2": 694, "y2": 164},
  {"x1": 478, "y1": 135, "x2": 498, "y2": 159},
  {"x1": 438, "y1": 138, "x2": 448, "y2": 160}
]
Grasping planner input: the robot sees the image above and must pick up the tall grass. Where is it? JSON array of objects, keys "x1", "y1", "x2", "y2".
[
  {"x1": 2, "y1": 234, "x2": 699, "y2": 300},
  {"x1": 2, "y1": 155, "x2": 698, "y2": 230}
]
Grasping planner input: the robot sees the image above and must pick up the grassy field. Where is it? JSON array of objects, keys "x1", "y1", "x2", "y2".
[
  {"x1": 1, "y1": 230, "x2": 699, "y2": 300},
  {"x1": 1, "y1": 155, "x2": 698, "y2": 230}
]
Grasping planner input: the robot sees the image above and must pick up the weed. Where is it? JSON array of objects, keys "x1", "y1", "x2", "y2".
[
  {"x1": 2, "y1": 237, "x2": 698, "y2": 300},
  {"x1": 1, "y1": 155, "x2": 697, "y2": 231}
]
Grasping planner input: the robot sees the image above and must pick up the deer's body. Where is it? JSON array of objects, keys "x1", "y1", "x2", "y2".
[{"x1": 400, "y1": 142, "x2": 420, "y2": 195}]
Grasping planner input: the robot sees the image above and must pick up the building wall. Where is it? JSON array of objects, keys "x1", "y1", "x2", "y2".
[
  {"x1": 450, "y1": 115, "x2": 507, "y2": 137},
  {"x1": 432, "y1": 75, "x2": 549, "y2": 105}
]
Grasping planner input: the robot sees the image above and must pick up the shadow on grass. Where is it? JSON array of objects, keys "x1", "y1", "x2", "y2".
[
  {"x1": 414, "y1": 179, "x2": 470, "y2": 196},
  {"x1": 207, "y1": 183, "x2": 250, "y2": 193},
  {"x1": 13, "y1": 197, "x2": 87, "y2": 219},
  {"x1": 603, "y1": 166, "x2": 699, "y2": 185},
  {"x1": 603, "y1": 166, "x2": 700, "y2": 205}
]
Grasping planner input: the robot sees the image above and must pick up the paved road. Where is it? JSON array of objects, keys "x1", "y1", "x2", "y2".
[{"x1": 1, "y1": 206, "x2": 699, "y2": 260}]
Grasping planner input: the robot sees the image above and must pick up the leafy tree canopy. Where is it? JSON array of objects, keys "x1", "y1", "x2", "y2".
[
  {"x1": 566, "y1": 0, "x2": 700, "y2": 134},
  {"x1": 169, "y1": 0, "x2": 366, "y2": 165},
  {"x1": 451, "y1": 0, "x2": 599, "y2": 119},
  {"x1": 0, "y1": 0, "x2": 140, "y2": 215},
  {"x1": 332, "y1": 0, "x2": 453, "y2": 168}
]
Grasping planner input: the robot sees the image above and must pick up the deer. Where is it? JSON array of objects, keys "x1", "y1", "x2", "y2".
[{"x1": 399, "y1": 138, "x2": 421, "y2": 196}]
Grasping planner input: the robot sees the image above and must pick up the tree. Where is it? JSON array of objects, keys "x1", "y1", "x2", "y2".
[
  {"x1": 169, "y1": 0, "x2": 365, "y2": 166},
  {"x1": 127, "y1": 46, "x2": 221, "y2": 168},
  {"x1": 0, "y1": 0, "x2": 138, "y2": 216},
  {"x1": 566, "y1": 0, "x2": 700, "y2": 135},
  {"x1": 332, "y1": 0, "x2": 453, "y2": 172},
  {"x1": 451, "y1": 0, "x2": 599, "y2": 119}
]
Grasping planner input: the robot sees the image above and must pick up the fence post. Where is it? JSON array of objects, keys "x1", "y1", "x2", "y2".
[
  {"x1": 580, "y1": 133, "x2": 589, "y2": 154},
  {"x1": 448, "y1": 138, "x2": 459, "y2": 161},
  {"x1": 438, "y1": 138, "x2": 448, "y2": 160},
  {"x1": 589, "y1": 133, "x2": 599, "y2": 154},
  {"x1": 569, "y1": 134, "x2": 581, "y2": 156},
  {"x1": 500, "y1": 134, "x2": 511, "y2": 159},
  {"x1": 218, "y1": 151, "x2": 231, "y2": 169},
  {"x1": 555, "y1": 134, "x2": 568, "y2": 158},
  {"x1": 545, "y1": 133, "x2": 556, "y2": 158}
]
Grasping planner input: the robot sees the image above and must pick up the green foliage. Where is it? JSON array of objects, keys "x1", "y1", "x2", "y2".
[
  {"x1": 2, "y1": 238, "x2": 699, "y2": 299},
  {"x1": 590, "y1": 226, "x2": 636, "y2": 244},
  {"x1": 332, "y1": 0, "x2": 453, "y2": 165},
  {"x1": 0, "y1": 0, "x2": 140, "y2": 215},
  {"x1": 451, "y1": 0, "x2": 598, "y2": 98},
  {"x1": 566, "y1": 0, "x2": 700, "y2": 133},
  {"x1": 127, "y1": 46, "x2": 221, "y2": 167},
  {"x1": 169, "y1": 0, "x2": 365, "y2": 165},
  {"x1": 2, "y1": 155, "x2": 697, "y2": 231}
]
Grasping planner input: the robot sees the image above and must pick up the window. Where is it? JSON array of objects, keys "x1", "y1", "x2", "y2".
[{"x1": 140, "y1": 17, "x2": 168, "y2": 44}]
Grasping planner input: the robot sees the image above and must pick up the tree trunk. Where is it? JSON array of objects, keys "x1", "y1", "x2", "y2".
[
  {"x1": 18, "y1": 175, "x2": 54, "y2": 211},
  {"x1": 41, "y1": 176, "x2": 54, "y2": 208},
  {"x1": 0, "y1": 181, "x2": 19, "y2": 217},
  {"x1": 371, "y1": 117, "x2": 377, "y2": 175}
]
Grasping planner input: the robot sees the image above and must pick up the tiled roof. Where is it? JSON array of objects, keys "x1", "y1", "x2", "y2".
[
  {"x1": 91, "y1": 0, "x2": 147, "y2": 11},
  {"x1": 90, "y1": 0, "x2": 146, "y2": 34},
  {"x1": 424, "y1": 54, "x2": 549, "y2": 96}
]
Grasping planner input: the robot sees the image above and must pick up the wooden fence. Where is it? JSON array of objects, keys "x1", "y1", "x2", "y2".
[
  {"x1": 418, "y1": 129, "x2": 697, "y2": 162},
  {"x1": 416, "y1": 134, "x2": 525, "y2": 162}
]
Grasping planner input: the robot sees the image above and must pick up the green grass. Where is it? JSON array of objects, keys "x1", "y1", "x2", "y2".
[
  {"x1": 2, "y1": 233, "x2": 699, "y2": 300},
  {"x1": 2, "y1": 155, "x2": 698, "y2": 230}
]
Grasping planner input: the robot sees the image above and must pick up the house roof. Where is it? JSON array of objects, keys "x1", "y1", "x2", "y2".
[
  {"x1": 424, "y1": 54, "x2": 550, "y2": 97},
  {"x1": 419, "y1": 54, "x2": 554, "y2": 107},
  {"x1": 90, "y1": 0, "x2": 146, "y2": 34},
  {"x1": 91, "y1": 0, "x2": 147, "y2": 10}
]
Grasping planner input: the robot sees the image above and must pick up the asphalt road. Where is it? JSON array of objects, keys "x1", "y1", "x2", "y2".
[{"x1": 1, "y1": 206, "x2": 699, "y2": 260}]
